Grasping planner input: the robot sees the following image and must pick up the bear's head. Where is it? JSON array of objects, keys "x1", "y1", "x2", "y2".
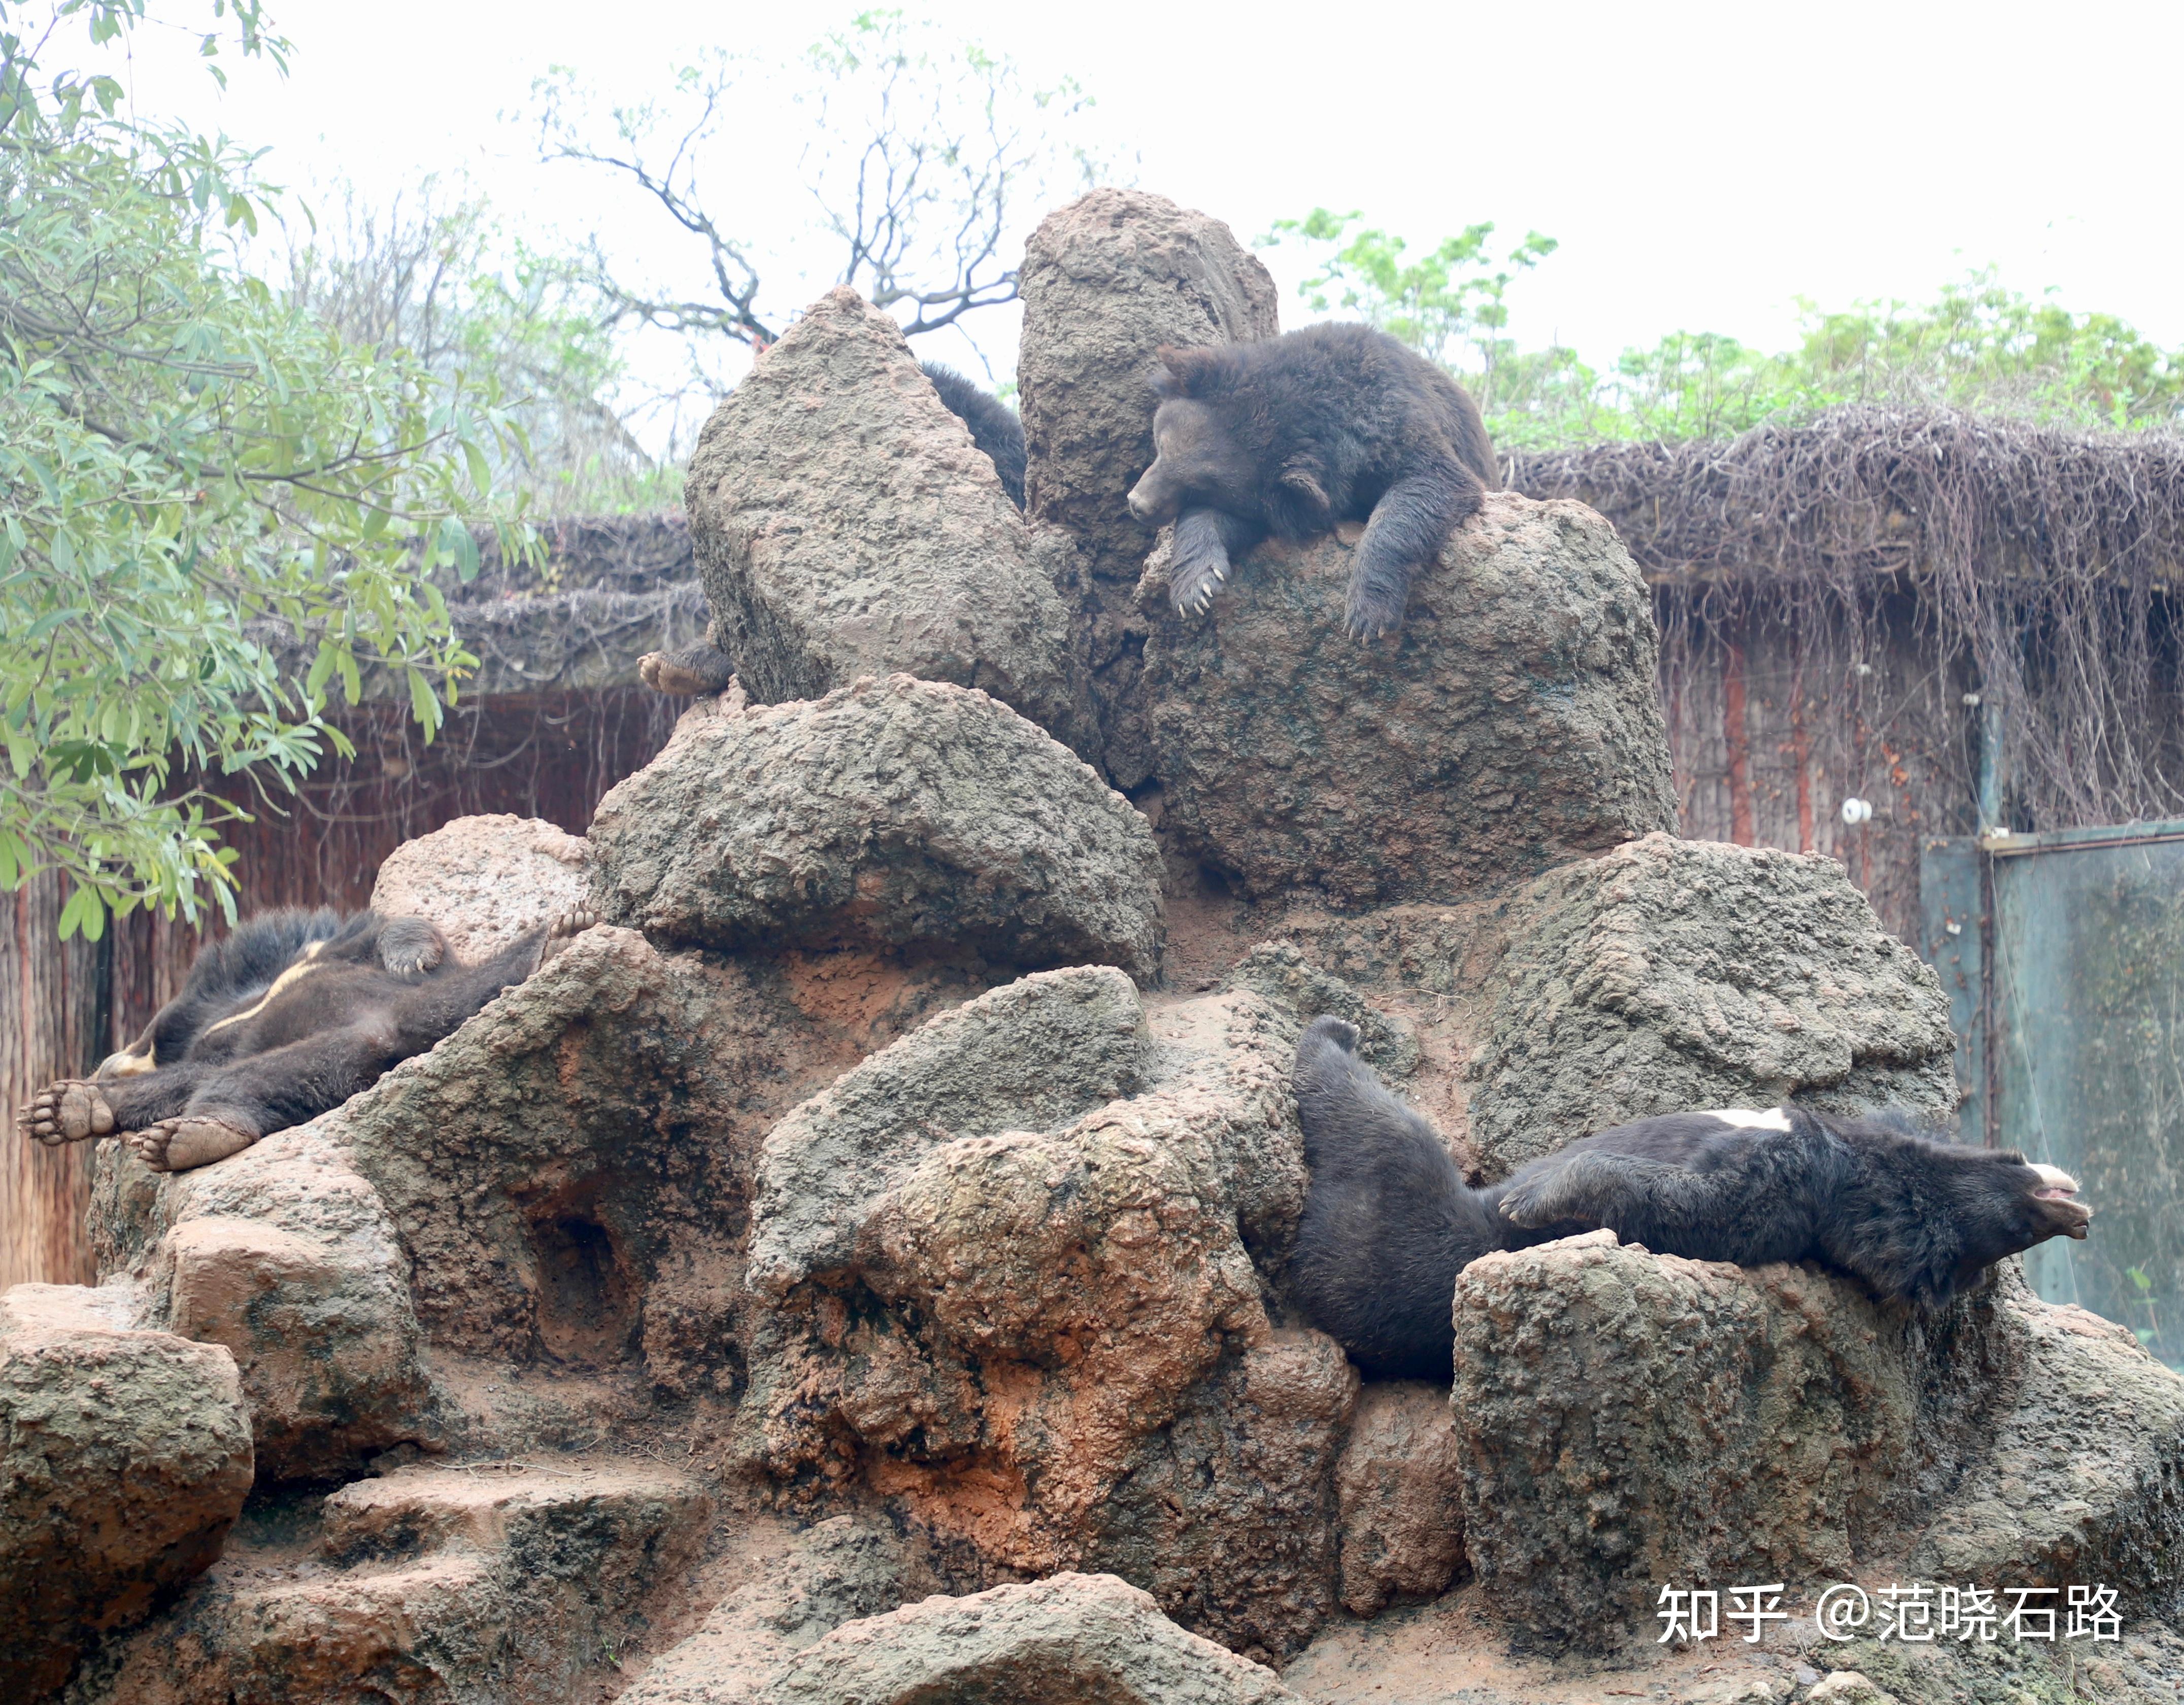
[
  {"x1": 1937, "y1": 1147, "x2": 2092, "y2": 1299},
  {"x1": 1126, "y1": 345, "x2": 1276, "y2": 527}
]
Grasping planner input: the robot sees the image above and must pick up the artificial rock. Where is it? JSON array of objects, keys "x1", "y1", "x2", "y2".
[
  {"x1": 736, "y1": 968, "x2": 1350, "y2": 1658},
  {"x1": 684, "y1": 285, "x2": 1092, "y2": 755},
  {"x1": 1017, "y1": 188, "x2": 1282, "y2": 787},
  {"x1": 588, "y1": 674, "x2": 1166, "y2": 984},
  {"x1": 1465, "y1": 832, "x2": 1960, "y2": 1174},
  {"x1": 369, "y1": 812, "x2": 592, "y2": 962},
  {"x1": 772, "y1": 1572, "x2": 1303, "y2": 1705},
  {"x1": 67, "y1": 1464, "x2": 710, "y2": 1705},
  {"x1": 1332, "y1": 1379, "x2": 1467, "y2": 1618},
  {"x1": 1449, "y1": 1232, "x2": 2184, "y2": 1655},
  {"x1": 1, "y1": 1283, "x2": 253, "y2": 1700},
  {"x1": 1141, "y1": 493, "x2": 1677, "y2": 903}
]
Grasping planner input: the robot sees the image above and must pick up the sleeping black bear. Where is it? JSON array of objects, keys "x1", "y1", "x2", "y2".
[
  {"x1": 18, "y1": 906, "x2": 588, "y2": 1173},
  {"x1": 1290, "y1": 1015, "x2": 2093, "y2": 1381},
  {"x1": 1125, "y1": 323, "x2": 1498, "y2": 640}
]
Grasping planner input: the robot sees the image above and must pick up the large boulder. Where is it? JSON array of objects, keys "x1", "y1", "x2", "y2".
[
  {"x1": 1465, "y1": 832, "x2": 1960, "y2": 1175},
  {"x1": 737, "y1": 968, "x2": 1352, "y2": 1658},
  {"x1": 1017, "y1": 188, "x2": 1282, "y2": 787},
  {"x1": 369, "y1": 812, "x2": 591, "y2": 962},
  {"x1": 684, "y1": 285, "x2": 1092, "y2": 755},
  {"x1": 1449, "y1": 1232, "x2": 2184, "y2": 1655},
  {"x1": 1, "y1": 1283, "x2": 252, "y2": 1701},
  {"x1": 136, "y1": 1129, "x2": 429, "y2": 1481},
  {"x1": 772, "y1": 1572, "x2": 1303, "y2": 1704},
  {"x1": 1140, "y1": 494, "x2": 1677, "y2": 903},
  {"x1": 589, "y1": 675, "x2": 1166, "y2": 986}
]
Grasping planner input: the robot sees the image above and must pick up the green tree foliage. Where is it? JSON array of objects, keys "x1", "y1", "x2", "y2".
[
  {"x1": 1265, "y1": 211, "x2": 2184, "y2": 449},
  {"x1": 0, "y1": 2, "x2": 531, "y2": 935},
  {"x1": 1260, "y1": 209, "x2": 1556, "y2": 413},
  {"x1": 281, "y1": 180, "x2": 677, "y2": 514}
]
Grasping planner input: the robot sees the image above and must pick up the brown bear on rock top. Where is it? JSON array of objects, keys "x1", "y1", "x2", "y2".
[{"x1": 1125, "y1": 322, "x2": 1498, "y2": 639}]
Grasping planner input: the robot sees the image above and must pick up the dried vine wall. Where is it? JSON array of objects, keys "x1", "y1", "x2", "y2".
[{"x1": 1513, "y1": 409, "x2": 2184, "y2": 842}]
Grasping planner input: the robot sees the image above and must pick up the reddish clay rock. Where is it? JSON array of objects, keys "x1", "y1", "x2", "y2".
[
  {"x1": 1465, "y1": 833, "x2": 1959, "y2": 1176},
  {"x1": 747, "y1": 966, "x2": 1153, "y2": 1300},
  {"x1": 1140, "y1": 493, "x2": 1676, "y2": 904},
  {"x1": 369, "y1": 812, "x2": 590, "y2": 962},
  {"x1": 684, "y1": 285, "x2": 1092, "y2": 756},
  {"x1": 1, "y1": 1283, "x2": 252, "y2": 1702},
  {"x1": 1334, "y1": 1379, "x2": 1467, "y2": 1617},
  {"x1": 774, "y1": 1572, "x2": 1303, "y2": 1704},
  {"x1": 70, "y1": 1463, "x2": 710, "y2": 1705},
  {"x1": 1017, "y1": 188, "x2": 1281, "y2": 788},
  {"x1": 738, "y1": 971, "x2": 1346, "y2": 1658},
  {"x1": 588, "y1": 675, "x2": 1165, "y2": 985}
]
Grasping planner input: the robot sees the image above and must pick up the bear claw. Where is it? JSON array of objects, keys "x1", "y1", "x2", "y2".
[
  {"x1": 19, "y1": 1080, "x2": 116, "y2": 1145},
  {"x1": 128, "y1": 1115, "x2": 258, "y2": 1173}
]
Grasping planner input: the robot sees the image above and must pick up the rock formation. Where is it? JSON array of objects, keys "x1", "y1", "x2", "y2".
[
  {"x1": 8, "y1": 188, "x2": 2182, "y2": 1705},
  {"x1": 1141, "y1": 494, "x2": 1677, "y2": 902},
  {"x1": 1018, "y1": 188, "x2": 1282, "y2": 787},
  {"x1": 1, "y1": 1285, "x2": 252, "y2": 1699},
  {"x1": 371, "y1": 813, "x2": 592, "y2": 961},
  {"x1": 588, "y1": 675, "x2": 1165, "y2": 985},
  {"x1": 684, "y1": 285, "x2": 1094, "y2": 758},
  {"x1": 1465, "y1": 832, "x2": 1960, "y2": 1174}
]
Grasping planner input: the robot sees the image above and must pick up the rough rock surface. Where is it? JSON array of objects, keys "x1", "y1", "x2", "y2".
[
  {"x1": 1017, "y1": 188, "x2": 1281, "y2": 787},
  {"x1": 684, "y1": 285, "x2": 1091, "y2": 755},
  {"x1": 773, "y1": 1572, "x2": 1302, "y2": 1704},
  {"x1": 621, "y1": 1514, "x2": 920, "y2": 1705},
  {"x1": 1908, "y1": 1278, "x2": 2184, "y2": 1608},
  {"x1": 69, "y1": 1464, "x2": 710, "y2": 1705},
  {"x1": 589, "y1": 675, "x2": 1165, "y2": 984},
  {"x1": 747, "y1": 966, "x2": 1152, "y2": 1299},
  {"x1": 87, "y1": 1123, "x2": 432, "y2": 1482},
  {"x1": 1450, "y1": 1232, "x2": 2184, "y2": 1656},
  {"x1": 1334, "y1": 1379, "x2": 1467, "y2": 1617},
  {"x1": 1141, "y1": 495, "x2": 1677, "y2": 903},
  {"x1": 737, "y1": 968, "x2": 1349, "y2": 1658},
  {"x1": 1466, "y1": 832, "x2": 1960, "y2": 1174},
  {"x1": 1, "y1": 1283, "x2": 252, "y2": 1700},
  {"x1": 369, "y1": 812, "x2": 591, "y2": 961}
]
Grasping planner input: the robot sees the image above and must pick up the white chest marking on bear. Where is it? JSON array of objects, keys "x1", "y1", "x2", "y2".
[{"x1": 1698, "y1": 1107, "x2": 1793, "y2": 1132}]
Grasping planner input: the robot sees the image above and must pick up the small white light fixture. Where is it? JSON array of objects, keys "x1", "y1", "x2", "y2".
[{"x1": 1840, "y1": 797, "x2": 1873, "y2": 826}]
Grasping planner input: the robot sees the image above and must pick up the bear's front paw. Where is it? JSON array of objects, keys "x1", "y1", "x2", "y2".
[
  {"x1": 1345, "y1": 579, "x2": 1408, "y2": 641},
  {"x1": 1497, "y1": 1174, "x2": 1573, "y2": 1230},
  {"x1": 19, "y1": 1079, "x2": 116, "y2": 1145},
  {"x1": 1168, "y1": 555, "x2": 1227, "y2": 619}
]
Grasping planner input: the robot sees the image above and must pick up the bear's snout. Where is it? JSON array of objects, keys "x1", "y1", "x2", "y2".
[{"x1": 1126, "y1": 477, "x2": 1160, "y2": 522}]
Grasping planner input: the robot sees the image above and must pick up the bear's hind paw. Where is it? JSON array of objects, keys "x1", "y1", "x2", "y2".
[{"x1": 19, "y1": 1079, "x2": 116, "y2": 1145}]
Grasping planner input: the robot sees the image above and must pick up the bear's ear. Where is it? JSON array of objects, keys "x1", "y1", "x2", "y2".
[
  {"x1": 1153, "y1": 344, "x2": 1224, "y2": 399},
  {"x1": 1275, "y1": 458, "x2": 1332, "y2": 529}
]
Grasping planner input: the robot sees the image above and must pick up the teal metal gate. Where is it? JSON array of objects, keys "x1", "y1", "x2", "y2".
[{"x1": 1921, "y1": 821, "x2": 2184, "y2": 1366}]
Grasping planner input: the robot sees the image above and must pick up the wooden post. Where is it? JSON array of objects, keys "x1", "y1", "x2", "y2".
[{"x1": 1, "y1": 874, "x2": 105, "y2": 1288}]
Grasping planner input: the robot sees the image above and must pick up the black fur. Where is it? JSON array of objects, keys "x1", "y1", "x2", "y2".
[
  {"x1": 922, "y1": 362, "x2": 1026, "y2": 509},
  {"x1": 79, "y1": 909, "x2": 544, "y2": 1145},
  {"x1": 1125, "y1": 324, "x2": 1498, "y2": 639},
  {"x1": 1290, "y1": 1015, "x2": 2093, "y2": 1381}
]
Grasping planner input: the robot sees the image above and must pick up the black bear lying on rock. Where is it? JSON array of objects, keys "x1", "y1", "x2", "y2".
[
  {"x1": 18, "y1": 906, "x2": 589, "y2": 1173},
  {"x1": 1290, "y1": 1015, "x2": 2093, "y2": 1381},
  {"x1": 1126, "y1": 323, "x2": 1498, "y2": 640}
]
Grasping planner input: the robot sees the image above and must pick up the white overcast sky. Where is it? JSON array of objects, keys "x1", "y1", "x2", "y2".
[{"x1": 102, "y1": 0, "x2": 2184, "y2": 440}]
